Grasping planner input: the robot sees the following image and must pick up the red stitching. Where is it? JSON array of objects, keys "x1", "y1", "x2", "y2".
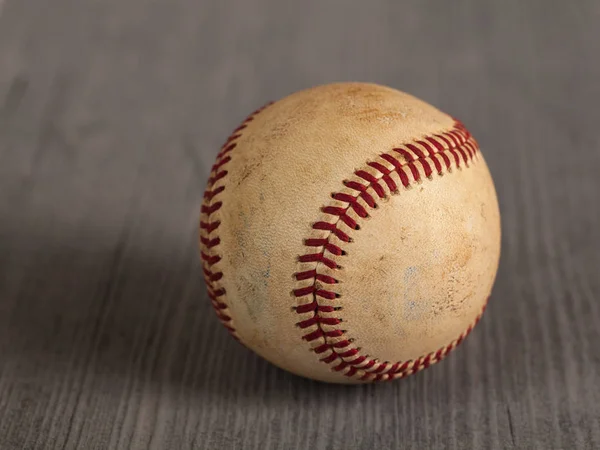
[
  {"x1": 292, "y1": 120, "x2": 487, "y2": 381},
  {"x1": 200, "y1": 101, "x2": 273, "y2": 338},
  {"x1": 219, "y1": 141, "x2": 238, "y2": 156},
  {"x1": 304, "y1": 239, "x2": 344, "y2": 256},
  {"x1": 211, "y1": 155, "x2": 231, "y2": 172},
  {"x1": 355, "y1": 171, "x2": 385, "y2": 198},
  {"x1": 343, "y1": 180, "x2": 377, "y2": 207},
  {"x1": 201, "y1": 252, "x2": 221, "y2": 266},
  {"x1": 298, "y1": 253, "x2": 339, "y2": 269},
  {"x1": 200, "y1": 220, "x2": 220, "y2": 233},
  {"x1": 295, "y1": 270, "x2": 338, "y2": 284},
  {"x1": 407, "y1": 162, "x2": 421, "y2": 182},
  {"x1": 204, "y1": 185, "x2": 225, "y2": 201},
  {"x1": 380, "y1": 154, "x2": 410, "y2": 187},
  {"x1": 333, "y1": 361, "x2": 348, "y2": 371},
  {"x1": 201, "y1": 202, "x2": 223, "y2": 215},
  {"x1": 312, "y1": 222, "x2": 351, "y2": 242},
  {"x1": 332, "y1": 193, "x2": 370, "y2": 217},
  {"x1": 299, "y1": 329, "x2": 346, "y2": 342},
  {"x1": 367, "y1": 162, "x2": 398, "y2": 192},
  {"x1": 208, "y1": 170, "x2": 228, "y2": 186},
  {"x1": 321, "y1": 206, "x2": 359, "y2": 229},
  {"x1": 200, "y1": 236, "x2": 221, "y2": 248},
  {"x1": 203, "y1": 267, "x2": 223, "y2": 282}
]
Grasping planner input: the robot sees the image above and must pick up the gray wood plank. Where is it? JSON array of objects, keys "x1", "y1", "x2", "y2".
[{"x1": 1, "y1": 0, "x2": 599, "y2": 448}]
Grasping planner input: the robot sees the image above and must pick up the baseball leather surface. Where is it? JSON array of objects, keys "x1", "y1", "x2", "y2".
[{"x1": 200, "y1": 82, "x2": 501, "y2": 384}]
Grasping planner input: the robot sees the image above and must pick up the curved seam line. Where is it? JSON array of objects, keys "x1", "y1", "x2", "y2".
[
  {"x1": 293, "y1": 120, "x2": 487, "y2": 381},
  {"x1": 200, "y1": 102, "x2": 273, "y2": 340}
]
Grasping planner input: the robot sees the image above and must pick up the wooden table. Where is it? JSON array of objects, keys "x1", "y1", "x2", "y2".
[{"x1": 1, "y1": 1, "x2": 599, "y2": 448}]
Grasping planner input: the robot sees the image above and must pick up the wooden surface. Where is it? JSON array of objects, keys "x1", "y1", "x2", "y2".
[{"x1": 1, "y1": 1, "x2": 599, "y2": 449}]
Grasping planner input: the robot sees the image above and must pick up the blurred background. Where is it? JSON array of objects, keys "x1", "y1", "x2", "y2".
[{"x1": 1, "y1": 1, "x2": 599, "y2": 449}]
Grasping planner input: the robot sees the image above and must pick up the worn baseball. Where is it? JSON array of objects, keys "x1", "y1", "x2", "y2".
[{"x1": 200, "y1": 82, "x2": 501, "y2": 383}]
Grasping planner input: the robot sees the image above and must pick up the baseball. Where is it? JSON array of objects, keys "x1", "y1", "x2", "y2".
[{"x1": 200, "y1": 83, "x2": 501, "y2": 383}]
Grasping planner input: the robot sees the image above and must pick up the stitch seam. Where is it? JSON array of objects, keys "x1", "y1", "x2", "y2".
[
  {"x1": 293, "y1": 120, "x2": 488, "y2": 381},
  {"x1": 200, "y1": 102, "x2": 273, "y2": 340}
]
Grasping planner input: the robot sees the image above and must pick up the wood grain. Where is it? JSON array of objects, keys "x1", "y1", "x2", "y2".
[{"x1": 1, "y1": 0, "x2": 599, "y2": 448}]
